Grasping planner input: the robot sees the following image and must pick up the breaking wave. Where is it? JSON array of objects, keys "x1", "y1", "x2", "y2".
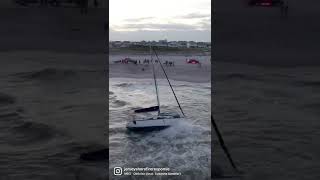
[
  {"x1": 217, "y1": 73, "x2": 263, "y2": 81},
  {"x1": 114, "y1": 83, "x2": 133, "y2": 88}
]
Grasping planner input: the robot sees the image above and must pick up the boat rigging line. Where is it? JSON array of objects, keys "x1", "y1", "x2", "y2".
[
  {"x1": 150, "y1": 45, "x2": 161, "y2": 116},
  {"x1": 212, "y1": 115, "x2": 240, "y2": 174},
  {"x1": 151, "y1": 46, "x2": 186, "y2": 117}
]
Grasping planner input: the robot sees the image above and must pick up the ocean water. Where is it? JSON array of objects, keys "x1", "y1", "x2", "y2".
[
  {"x1": 0, "y1": 56, "x2": 107, "y2": 180},
  {"x1": 109, "y1": 78, "x2": 211, "y2": 179}
]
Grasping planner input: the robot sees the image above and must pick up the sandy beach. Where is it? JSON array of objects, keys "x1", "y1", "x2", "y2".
[{"x1": 109, "y1": 54, "x2": 211, "y2": 83}]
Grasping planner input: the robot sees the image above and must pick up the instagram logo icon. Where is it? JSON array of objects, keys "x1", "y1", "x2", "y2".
[{"x1": 114, "y1": 167, "x2": 123, "y2": 176}]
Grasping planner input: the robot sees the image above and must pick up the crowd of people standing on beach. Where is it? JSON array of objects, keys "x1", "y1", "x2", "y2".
[
  {"x1": 118, "y1": 59, "x2": 175, "y2": 67},
  {"x1": 117, "y1": 57, "x2": 207, "y2": 69}
]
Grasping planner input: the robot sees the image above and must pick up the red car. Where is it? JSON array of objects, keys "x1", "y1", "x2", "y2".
[{"x1": 186, "y1": 59, "x2": 200, "y2": 64}]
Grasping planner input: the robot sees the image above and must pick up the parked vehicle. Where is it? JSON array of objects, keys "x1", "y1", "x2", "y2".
[{"x1": 186, "y1": 59, "x2": 200, "y2": 64}]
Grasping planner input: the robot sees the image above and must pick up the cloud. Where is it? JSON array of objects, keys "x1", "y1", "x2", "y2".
[
  {"x1": 198, "y1": 18, "x2": 211, "y2": 30},
  {"x1": 176, "y1": 13, "x2": 211, "y2": 19},
  {"x1": 112, "y1": 23, "x2": 205, "y2": 31},
  {"x1": 123, "y1": 17, "x2": 155, "y2": 22},
  {"x1": 109, "y1": 13, "x2": 211, "y2": 41}
]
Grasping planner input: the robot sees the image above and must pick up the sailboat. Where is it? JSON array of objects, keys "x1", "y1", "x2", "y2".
[{"x1": 126, "y1": 45, "x2": 185, "y2": 131}]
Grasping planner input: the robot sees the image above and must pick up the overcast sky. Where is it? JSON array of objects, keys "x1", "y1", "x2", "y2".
[{"x1": 109, "y1": 0, "x2": 211, "y2": 42}]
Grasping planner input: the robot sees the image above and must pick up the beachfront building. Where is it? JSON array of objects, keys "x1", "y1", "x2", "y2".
[
  {"x1": 120, "y1": 41, "x2": 130, "y2": 48},
  {"x1": 108, "y1": 40, "x2": 211, "y2": 49},
  {"x1": 197, "y1": 42, "x2": 208, "y2": 48},
  {"x1": 109, "y1": 42, "x2": 113, "y2": 48},
  {"x1": 140, "y1": 41, "x2": 148, "y2": 46},
  {"x1": 168, "y1": 41, "x2": 179, "y2": 48},
  {"x1": 156, "y1": 40, "x2": 168, "y2": 47},
  {"x1": 205, "y1": 42, "x2": 211, "y2": 49},
  {"x1": 132, "y1": 42, "x2": 140, "y2": 46},
  {"x1": 110, "y1": 41, "x2": 122, "y2": 48},
  {"x1": 187, "y1": 41, "x2": 197, "y2": 48},
  {"x1": 149, "y1": 41, "x2": 157, "y2": 47},
  {"x1": 177, "y1": 41, "x2": 187, "y2": 48}
]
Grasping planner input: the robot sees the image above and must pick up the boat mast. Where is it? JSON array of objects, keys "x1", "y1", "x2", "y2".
[
  {"x1": 150, "y1": 43, "x2": 161, "y2": 115},
  {"x1": 152, "y1": 47, "x2": 186, "y2": 117}
]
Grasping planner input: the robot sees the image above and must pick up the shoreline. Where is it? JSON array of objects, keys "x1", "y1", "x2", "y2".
[
  {"x1": 109, "y1": 76, "x2": 211, "y2": 84},
  {"x1": 109, "y1": 48, "x2": 211, "y2": 56}
]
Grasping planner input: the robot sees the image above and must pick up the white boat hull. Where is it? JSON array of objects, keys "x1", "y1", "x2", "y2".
[{"x1": 126, "y1": 117, "x2": 183, "y2": 131}]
